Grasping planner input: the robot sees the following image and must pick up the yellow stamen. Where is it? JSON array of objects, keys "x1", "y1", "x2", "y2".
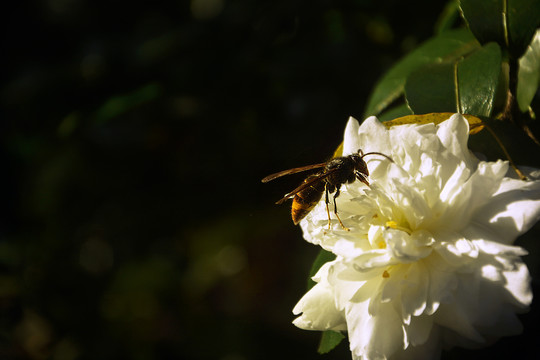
[{"x1": 385, "y1": 221, "x2": 411, "y2": 234}]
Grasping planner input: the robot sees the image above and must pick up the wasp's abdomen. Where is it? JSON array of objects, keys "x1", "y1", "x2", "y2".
[{"x1": 291, "y1": 175, "x2": 325, "y2": 225}]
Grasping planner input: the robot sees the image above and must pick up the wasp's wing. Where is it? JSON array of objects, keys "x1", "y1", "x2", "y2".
[
  {"x1": 261, "y1": 163, "x2": 326, "y2": 183},
  {"x1": 275, "y1": 170, "x2": 336, "y2": 204}
]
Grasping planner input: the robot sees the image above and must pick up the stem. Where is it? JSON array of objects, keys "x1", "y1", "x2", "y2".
[
  {"x1": 485, "y1": 124, "x2": 527, "y2": 180},
  {"x1": 500, "y1": 57, "x2": 540, "y2": 146}
]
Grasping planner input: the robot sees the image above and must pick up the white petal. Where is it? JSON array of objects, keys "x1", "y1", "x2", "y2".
[
  {"x1": 343, "y1": 117, "x2": 362, "y2": 155},
  {"x1": 329, "y1": 261, "x2": 377, "y2": 310},
  {"x1": 292, "y1": 285, "x2": 347, "y2": 330},
  {"x1": 439, "y1": 160, "x2": 508, "y2": 231},
  {"x1": 347, "y1": 299, "x2": 406, "y2": 359},
  {"x1": 436, "y1": 113, "x2": 477, "y2": 169},
  {"x1": 472, "y1": 176, "x2": 540, "y2": 243},
  {"x1": 350, "y1": 250, "x2": 395, "y2": 270},
  {"x1": 433, "y1": 303, "x2": 485, "y2": 343},
  {"x1": 471, "y1": 238, "x2": 528, "y2": 257},
  {"x1": 502, "y1": 260, "x2": 532, "y2": 307},
  {"x1": 399, "y1": 263, "x2": 429, "y2": 317},
  {"x1": 357, "y1": 116, "x2": 393, "y2": 156},
  {"x1": 392, "y1": 325, "x2": 441, "y2": 360},
  {"x1": 404, "y1": 314, "x2": 435, "y2": 347},
  {"x1": 438, "y1": 162, "x2": 470, "y2": 208},
  {"x1": 292, "y1": 263, "x2": 347, "y2": 331},
  {"x1": 385, "y1": 229, "x2": 432, "y2": 261}
]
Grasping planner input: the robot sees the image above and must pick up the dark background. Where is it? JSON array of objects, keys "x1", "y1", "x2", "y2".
[{"x1": 1, "y1": 1, "x2": 538, "y2": 359}]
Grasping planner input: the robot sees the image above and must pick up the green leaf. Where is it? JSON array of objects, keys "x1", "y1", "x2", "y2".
[
  {"x1": 378, "y1": 104, "x2": 413, "y2": 122},
  {"x1": 435, "y1": 0, "x2": 461, "y2": 35},
  {"x1": 405, "y1": 43, "x2": 502, "y2": 117},
  {"x1": 459, "y1": 0, "x2": 505, "y2": 45},
  {"x1": 364, "y1": 28, "x2": 479, "y2": 117},
  {"x1": 307, "y1": 249, "x2": 335, "y2": 290},
  {"x1": 517, "y1": 29, "x2": 540, "y2": 112},
  {"x1": 405, "y1": 62, "x2": 457, "y2": 114},
  {"x1": 318, "y1": 330, "x2": 345, "y2": 354},
  {"x1": 507, "y1": 0, "x2": 540, "y2": 57},
  {"x1": 457, "y1": 42, "x2": 502, "y2": 116},
  {"x1": 459, "y1": 0, "x2": 540, "y2": 58}
]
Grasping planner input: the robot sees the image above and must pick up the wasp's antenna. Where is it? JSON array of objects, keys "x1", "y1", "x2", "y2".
[{"x1": 360, "y1": 151, "x2": 394, "y2": 163}]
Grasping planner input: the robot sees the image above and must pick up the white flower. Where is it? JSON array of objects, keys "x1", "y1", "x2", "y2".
[{"x1": 292, "y1": 114, "x2": 540, "y2": 359}]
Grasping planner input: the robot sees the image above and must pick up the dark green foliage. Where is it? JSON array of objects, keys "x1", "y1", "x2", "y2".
[
  {"x1": 317, "y1": 330, "x2": 346, "y2": 354},
  {"x1": 405, "y1": 42, "x2": 502, "y2": 116},
  {"x1": 459, "y1": 0, "x2": 540, "y2": 58},
  {"x1": 364, "y1": 28, "x2": 479, "y2": 117}
]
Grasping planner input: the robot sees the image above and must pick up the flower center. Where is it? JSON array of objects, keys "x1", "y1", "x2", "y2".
[{"x1": 385, "y1": 220, "x2": 412, "y2": 235}]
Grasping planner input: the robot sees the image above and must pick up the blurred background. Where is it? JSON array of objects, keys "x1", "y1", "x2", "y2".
[{"x1": 1, "y1": 1, "x2": 538, "y2": 359}]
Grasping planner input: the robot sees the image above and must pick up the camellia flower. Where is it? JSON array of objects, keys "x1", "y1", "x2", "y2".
[{"x1": 292, "y1": 114, "x2": 540, "y2": 359}]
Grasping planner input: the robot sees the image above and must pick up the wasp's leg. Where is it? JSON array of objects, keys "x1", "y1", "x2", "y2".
[
  {"x1": 325, "y1": 184, "x2": 332, "y2": 229},
  {"x1": 332, "y1": 186, "x2": 349, "y2": 230}
]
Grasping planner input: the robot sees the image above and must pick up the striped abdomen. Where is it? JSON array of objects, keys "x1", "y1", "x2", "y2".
[{"x1": 291, "y1": 175, "x2": 325, "y2": 225}]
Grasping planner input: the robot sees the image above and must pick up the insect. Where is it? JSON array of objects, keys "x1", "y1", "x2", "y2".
[{"x1": 262, "y1": 149, "x2": 393, "y2": 230}]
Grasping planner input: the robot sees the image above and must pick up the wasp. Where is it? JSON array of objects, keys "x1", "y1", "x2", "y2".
[{"x1": 262, "y1": 149, "x2": 393, "y2": 230}]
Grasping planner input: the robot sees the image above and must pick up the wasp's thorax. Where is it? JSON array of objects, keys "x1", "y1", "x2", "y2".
[{"x1": 323, "y1": 153, "x2": 370, "y2": 192}]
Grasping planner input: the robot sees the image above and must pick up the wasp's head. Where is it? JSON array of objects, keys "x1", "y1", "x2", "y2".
[
  {"x1": 352, "y1": 148, "x2": 394, "y2": 176},
  {"x1": 350, "y1": 151, "x2": 369, "y2": 176}
]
